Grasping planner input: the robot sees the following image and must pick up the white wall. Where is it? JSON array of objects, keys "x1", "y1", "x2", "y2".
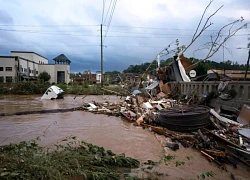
[
  {"x1": 38, "y1": 65, "x2": 55, "y2": 83},
  {"x1": 27, "y1": 61, "x2": 35, "y2": 76},
  {"x1": 19, "y1": 58, "x2": 28, "y2": 74},
  {"x1": 11, "y1": 52, "x2": 48, "y2": 64},
  {"x1": 32, "y1": 53, "x2": 48, "y2": 64},
  {"x1": 11, "y1": 52, "x2": 33, "y2": 61},
  {"x1": 38, "y1": 64, "x2": 70, "y2": 83},
  {"x1": 96, "y1": 72, "x2": 101, "y2": 83},
  {"x1": 0, "y1": 57, "x2": 16, "y2": 82}
]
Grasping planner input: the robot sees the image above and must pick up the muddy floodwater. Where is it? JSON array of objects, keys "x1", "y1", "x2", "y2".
[
  {"x1": 0, "y1": 95, "x2": 163, "y2": 162},
  {"x1": 1, "y1": 95, "x2": 250, "y2": 179}
]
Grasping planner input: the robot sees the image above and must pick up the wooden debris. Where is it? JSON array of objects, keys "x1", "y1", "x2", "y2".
[
  {"x1": 201, "y1": 150, "x2": 226, "y2": 170},
  {"x1": 204, "y1": 149, "x2": 226, "y2": 158}
]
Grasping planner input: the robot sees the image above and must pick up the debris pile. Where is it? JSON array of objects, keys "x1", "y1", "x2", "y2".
[{"x1": 80, "y1": 92, "x2": 250, "y2": 170}]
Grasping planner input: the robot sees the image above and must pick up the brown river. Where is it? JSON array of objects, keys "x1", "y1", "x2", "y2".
[{"x1": 1, "y1": 95, "x2": 250, "y2": 179}]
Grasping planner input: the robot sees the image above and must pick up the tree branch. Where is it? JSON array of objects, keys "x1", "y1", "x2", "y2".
[{"x1": 181, "y1": 1, "x2": 223, "y2": 55}]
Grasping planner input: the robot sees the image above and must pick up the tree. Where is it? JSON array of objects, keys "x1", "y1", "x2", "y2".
[
  {"x1": 38, "y1": 71, "x2": 51, "y2": 82},
  {"x1": 180, "y1": 0, "x2": 249, "y2": 71},
  {"x1": 70, "y1": 73, "x2": 76, "y2": 79}
]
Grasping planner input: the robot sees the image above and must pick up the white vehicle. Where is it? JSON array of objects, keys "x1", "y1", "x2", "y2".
[{"x1": 41, "y1": 85, "x2": 64, "y2": 100}]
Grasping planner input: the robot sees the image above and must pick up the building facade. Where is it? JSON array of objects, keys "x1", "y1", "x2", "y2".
[{"x1": 0, "y1": 51, "x2": 71, "y2": 83}]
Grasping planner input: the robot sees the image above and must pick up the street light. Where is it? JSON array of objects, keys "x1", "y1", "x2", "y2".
[{"x1": 237, "y1": 43, "x2": 250, "y2": 81}]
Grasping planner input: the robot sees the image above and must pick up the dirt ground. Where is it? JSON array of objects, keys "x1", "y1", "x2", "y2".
[{"x1": 130, "y1": 132, "x2": 250, "y2": 180}]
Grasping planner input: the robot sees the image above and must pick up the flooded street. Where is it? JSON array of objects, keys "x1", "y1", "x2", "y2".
[
  {"x1": 0, "y1": 95, "x2": 163, "y2": 162},
  {"x1": 1, "y1": 95, "x2": 250, "y2": 179}
]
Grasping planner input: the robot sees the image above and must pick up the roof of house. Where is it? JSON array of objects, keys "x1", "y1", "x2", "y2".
[
  {"x1": 53, "y1": 54, "x2": 71, "y2": 63},
  {"x1": 10, "y1": 51, "x2": 48, "y2": 60}
]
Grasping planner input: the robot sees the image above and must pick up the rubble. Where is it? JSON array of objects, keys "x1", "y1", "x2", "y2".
[{"x1": 79, "y1": 91, "x2": 250, "y2": 170}]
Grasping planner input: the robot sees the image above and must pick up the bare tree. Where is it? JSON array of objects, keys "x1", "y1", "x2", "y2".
[{"x1": 177, "y1": 0, "x2": 249, "y2": 70}]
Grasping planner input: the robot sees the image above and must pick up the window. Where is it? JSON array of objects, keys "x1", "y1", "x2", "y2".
[
  {"x1": 0, "y1": 76, "x2": 3, "y2": 82},
  {"x1": 36, "y1": 71, "x2": 38, "y2": 74},
  {"x1": 0, "y1": 67, "x2": 3, "y2": 71},
  {"x1": 22, "y1": 68, "x2": 24, "y2": 72},
  {"x1": 5, "y1": 67, "x2": 12, "y2": 71},
  {"x1": 6, "y1": 76, "x2": 12, "y2": 83},
  {"x1": 24, "y1": 68, "x2": 27, "y2": 72},
  {"x1": 31, "y1": 70, "x2": 33, "y2": 73}
]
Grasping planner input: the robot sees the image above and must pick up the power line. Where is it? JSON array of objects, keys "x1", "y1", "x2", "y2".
[
  {"x1": 0, "y1": 29, "x2": 96, "y2": 33},
  {"x1": 103, "y1": 0, "x2": 113, "y2": 24},
  {"x1": 110, "y1": 25, "x2": 250, "y2": 31},
  {"x1": 0, "y1": 28, "x2": 99, "y2": 36},
  {"x1": 101, "y1": 0, "x2": 106, "y2": 24},
  {"x1": 106, "y1": 30, "x2": 250, "y2": 36},
  {"x1": 0, "y1": 28, "x2": 248, "y2": 38},
  {"x1": 0, "y1": 44, "x2": 242, "y2": 49},
  {"x1": 104, "y1": 34, "x2": 249, "y2": 38},
  {"x1": 0, "y1": 44, "x2": 100, "y2": 47},
  {"x1": 103, "y1": 0, "x2": 117, "y2": 42},
  {"x1": 0, "y1": 24, "x2": 99, "y2": 27}
]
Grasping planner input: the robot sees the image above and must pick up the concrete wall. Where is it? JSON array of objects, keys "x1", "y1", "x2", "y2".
[
  {"x1": 168, "y1": 81, "x2": 250, "y2": 113},
  {"x1": 38, "y1": 64, "x2": 70, "y2": 83},
  {"x1": 32, "y1": 53, "x2": 48, "y2": 64},
  {"x1": 19, "y1": 58, "x2": 28, "y2": 74},
  {"x1": 1, "y1": 52, "x2": 70, "y2": 84},
  {"x1": 55, "y1": 64, "x2": 70, "y2": 83},
  {"x1": 0, "y1": 57, "x2": 16, "y2": 82},
  {"x1": 11, "y1": 52, "x2": 48, "y2": 64},
  {"x1": 38, "y1": 65, "x2": 55, "y2": 83},
  {"x1": 11, "y1": 52, "x2": 33, "y2": 61}
]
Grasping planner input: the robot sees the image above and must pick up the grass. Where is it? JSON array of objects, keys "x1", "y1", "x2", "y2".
[
  {"x1": 0, "y1": 82, "x2": 124, "y2": 95},
  {"x1": 0, "y1": 137, "x2": 140, "y2": 180}
]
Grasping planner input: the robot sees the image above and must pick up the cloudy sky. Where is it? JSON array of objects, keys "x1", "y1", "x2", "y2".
[{"x1": 0, "y1": 0, "x2": 249, "y2": 73}]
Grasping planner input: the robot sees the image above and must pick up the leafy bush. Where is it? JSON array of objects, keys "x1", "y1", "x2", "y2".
[
  {"x1": 10, "y1": 82, "x2": 50, "y2": 95},
  {"x1": 0, "y1": 138, "x2": 140, "y2": 180}
]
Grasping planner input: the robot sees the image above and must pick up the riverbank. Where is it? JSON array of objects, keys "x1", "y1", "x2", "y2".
[
  {"x1": 0, "y1": 82, "x2": 122, "y2": 95},
  {"x1": 0, "y1": 138, "x2": 140, "y2": 180}
]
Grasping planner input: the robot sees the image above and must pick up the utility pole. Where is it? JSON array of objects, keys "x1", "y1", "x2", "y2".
[
  {"x1": 100, "y1": 24, "x2": 103, "y2": 87},
  {"x1": 237, "y1": 41, "x2": 250, "y2": 81},
  {"x1": 244, "y1": 49, "x2": 250, "y2": 81}
]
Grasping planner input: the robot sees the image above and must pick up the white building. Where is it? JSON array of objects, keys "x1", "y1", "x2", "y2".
[
  {"x1": 96, "y1": 71, "x2": 102, "y2": 84},
  {"x1": 0, "y1": 51, "x2": 71, "y2": 83}
]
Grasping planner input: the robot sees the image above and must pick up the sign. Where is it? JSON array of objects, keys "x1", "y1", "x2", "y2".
[{"x1": 189, "y1": 70, "x2": 197, "y2": 78}]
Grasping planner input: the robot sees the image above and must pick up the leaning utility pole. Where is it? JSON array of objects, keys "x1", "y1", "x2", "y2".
[
  {"x1": 238, "y1": 41, "x2": 250, "y2": 81},
  {"x1": 244, "y1": 46, "x2": 250, "y2": 81},
  {"x1": 100, "y1": 24, "x2": 103, "y2": 87}
]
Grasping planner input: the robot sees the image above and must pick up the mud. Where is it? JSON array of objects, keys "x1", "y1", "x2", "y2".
[{"x1": 0, "y1": 94, "x2": 250, "y2": 179}]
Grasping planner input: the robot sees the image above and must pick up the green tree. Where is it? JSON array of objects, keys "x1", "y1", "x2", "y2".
[
  {"x1": 38, "y1": 71, "x2": 51, "y2": 82},
  {"x1": 70, "y1": 73, "x2": 76, "y2": 79}
]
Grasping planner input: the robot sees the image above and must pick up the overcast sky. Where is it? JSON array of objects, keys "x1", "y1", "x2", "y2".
[{"x1": 0, "y1": 0, "x2": 249, "y2": 73}]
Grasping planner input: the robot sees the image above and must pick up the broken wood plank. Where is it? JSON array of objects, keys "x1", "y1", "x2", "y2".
[
  {"x1": 201, "y1": 150, "x2": 226, "y2": 170},
  {"x1": 203, "y1": 128, "x2": 245, "y2": 150},
  {"x1": 204, "y1": 149, "x2": 226, "y2": 158},
  {"x1": 140, "y1": 123, "x2": 174, "y2": 136}
]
